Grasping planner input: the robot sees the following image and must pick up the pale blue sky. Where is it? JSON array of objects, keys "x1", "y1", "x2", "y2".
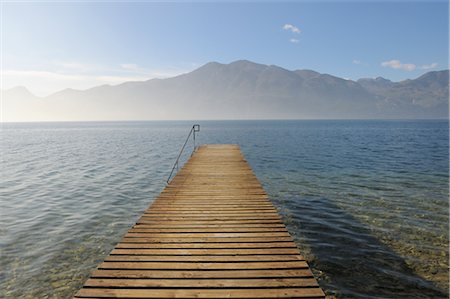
[{"x1": 3, "y1": 1, "x2": 449, "y2": 96}]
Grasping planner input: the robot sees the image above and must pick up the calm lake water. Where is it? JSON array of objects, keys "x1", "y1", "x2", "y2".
[{"x1": 1, "y1": 120, "x2": 448, "y2": 298}]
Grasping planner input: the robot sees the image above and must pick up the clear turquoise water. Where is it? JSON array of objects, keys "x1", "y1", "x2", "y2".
[{"x1": 1, "y1": 120, "x2": 448, "y2": 298}]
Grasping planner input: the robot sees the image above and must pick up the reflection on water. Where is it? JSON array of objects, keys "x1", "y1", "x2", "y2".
[
  {"x1": 274, "y1": 196, "x2": 446, "y2": 298},
  {"x1": 1, "y1": 120, "x2": 448, "y2": 298}
]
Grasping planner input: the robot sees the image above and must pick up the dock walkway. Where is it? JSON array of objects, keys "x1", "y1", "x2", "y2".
[{"x1": 75, "y1": 144, "x2": 325, "y2": 298}]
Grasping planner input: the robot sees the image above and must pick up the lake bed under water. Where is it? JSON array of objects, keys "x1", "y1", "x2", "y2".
[{"x1": 1, "y1": 120, "x2": 448, "y2": 298}]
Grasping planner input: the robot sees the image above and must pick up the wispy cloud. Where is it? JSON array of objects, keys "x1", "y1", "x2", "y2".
[
  {"x1": 290, "y1": 38, "x2": 299, "y2": 43},
  {"x1": 352, "y1": 59, "x2": 361, "y2": 65},
  {"x1": 51, "y1": 60, "x2": 95, "y2": 72},
  {"x1": 420, "y1": 62, "x2": 438, "y2": 70},
  {"x1": 120, "y1": 63, "x2": 139, "y2": 71},
  {"x1": 119, "y1": 63, "x2": 187, "y2": 77},
  {"x1": 3, "y1": 69, "x2": 151, "y2": 96},
  {"x1": 3, "y1": 62, "x2": 191, "y2": 97},
  {"x1": 283, "y1": 24, "x2": 301, "y2": 34},
  {"x1": 381, "y1": 60, "x2": 416, "y2": 71}
]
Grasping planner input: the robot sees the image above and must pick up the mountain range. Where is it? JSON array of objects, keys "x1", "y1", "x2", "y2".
[{"x1": 3, "y1": 60, "x2": 449, "y2": 121}]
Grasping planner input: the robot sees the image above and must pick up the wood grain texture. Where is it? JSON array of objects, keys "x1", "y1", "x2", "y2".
[{"x1": 74, "y1": 144, "x2": 324, "y2": 298}]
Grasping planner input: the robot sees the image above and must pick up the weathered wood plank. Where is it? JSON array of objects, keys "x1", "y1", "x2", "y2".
[
  {"x1": 75, "y1": 288, "x2": 325, "y2": 298},
  {"x1": 125, "y1": 232, "x2": 291, "y2": 238},
  {"x1": 99, "y1": 261, "x2": 309, "y2": 270},
  {"x1": 115, "y1": 242, "x2": 297, "y2": 249},
  {"x1": 121, "y1": 237, "x2": 293, "y2": 243},
  {"x1": 75, "y1": 144, "x2": 324, "y2": 299},
  {"x1": 111, "y1": 248, "x2": 302, "y2": 255},
  {"x1": 90, "y1": 269, "x2": 315, "y2": 279},
  {"x1": 136, "y1": 220, "x2": 284, "y2": 225},
  {"x1": 104, "y1": 255, "x2": 305, "y2": 262},
  {"x1": 140, "y1": 216, "x2": 281, "y2": 220},
  {"x1": 144, "y1": 211, "x2": 279, "y2": 215},
  {"x1": 129, "y1": 227, "x2": 288, "y2": 233},
  {"x1": 133, "y1": 223, "x2": 287, "y2": 228},
  {"x1": 84, "y1": 277, "x2": 319, "y2": 288}
]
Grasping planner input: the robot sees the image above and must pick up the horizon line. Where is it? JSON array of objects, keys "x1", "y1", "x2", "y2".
[{"x1": 2, "y1": 118, "x2": 449, "y2": 124}]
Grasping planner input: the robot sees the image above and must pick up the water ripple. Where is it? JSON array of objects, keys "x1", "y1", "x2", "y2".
[{"x1": 1, "y1": 120, "x2": 448, "y2": 299}]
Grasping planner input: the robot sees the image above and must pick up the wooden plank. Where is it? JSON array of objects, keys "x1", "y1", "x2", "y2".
[
  {"x1": 75, "y1": 288, "x2": 325, "y2": 298},
  {"x1": 104, "y1": 255, "x2": 305, "y2": 262},
  {"x1": 111, "y1": 248, "x2": 302, "y2": 255},
  {"x1": 121, "y1": 239, "x2": 292, "y2": 244},
  {"x1": 129, "y1": 227, "x2": 287, "y2": 232},
  {"x1": 90, "y1": 269, "x2": 315, "y2": 279},
  {"x1": 75, "y1": 144, "x2": 324, "y2": 298},
  {"x1": 155, "y1": 198, "x2": 270, "y2": 201},
  {"x1": 99, "y1": 261, "x2": 309, "y2": 270},
  {"x1": 145, "y1": 209, "x2": 275, "y2": 213},
  {"x1": 84, "y1": 277, "x2": 319, "y2": 288},
  {"x1": 133, "y1": 223, "x2": 285, "y2": 229},
  {"x1": 136, "y1": 220, "x2": 284, "y2": 225},
  {"x1": 125, "y1": 232, "x2": 290, "y2": 238},
  {"x1": 115, "y1": 242, "x2": 297, "y2": 249},
  {"x1": 144, "y1": 211, "x2": 279, "y2": 215},
  {"x1": 138, "y1": 216, "x2": 280, "y2": 221}
]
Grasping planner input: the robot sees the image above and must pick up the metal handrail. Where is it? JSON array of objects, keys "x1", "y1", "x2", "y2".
[{"x1": 166, "y1": 124, "x2": 200, "y2": 184}]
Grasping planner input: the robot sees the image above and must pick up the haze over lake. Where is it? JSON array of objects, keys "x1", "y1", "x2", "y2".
[
  {"x1": 2, "y1": 1, "x2": 449, "y2": 299},
  {"x1": 3, "y1": 60, "x2": 449, "y2": 121}
]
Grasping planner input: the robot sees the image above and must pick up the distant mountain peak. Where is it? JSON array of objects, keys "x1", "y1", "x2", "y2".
[
  {"x1": 230, "y1": 59, "x2": 265, "y2": 66},
  {"x1": 3, "y1": 86, "x2": 36, "y2": 98},
  {"x1": 375, "y1": 76, "x2": 392, "y2": 83},
  {"x1": 416, "y1": 69, "x2": 449, "y2": 81},
  {"x1": 357, "y1": 76, "x2": 394, "y2": 92},
  {"x1": 203, "y1": 61, "x2": 224, "y2": 67},
  {"x1": 190, "y1": 61, "x2": 224, "y2": 73},
  {"x1": 6, "y1": 85, "x2": 32, "y2": 93},
  {"x1": 2, "y1": 60, "x2": 448, "y2": 121},
  {"x1": 227, "y1": 60, "x2": 268, "y2": 71}
]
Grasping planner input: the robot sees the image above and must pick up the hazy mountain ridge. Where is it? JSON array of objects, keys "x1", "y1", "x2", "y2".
[{"x1": 3, "y1": 60, "x2": 449, "y2": 121}]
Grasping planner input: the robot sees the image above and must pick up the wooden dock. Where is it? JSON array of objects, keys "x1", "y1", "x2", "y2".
[{"x1": 75, "y1": 144, "x2": 325, "y2": 298}]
